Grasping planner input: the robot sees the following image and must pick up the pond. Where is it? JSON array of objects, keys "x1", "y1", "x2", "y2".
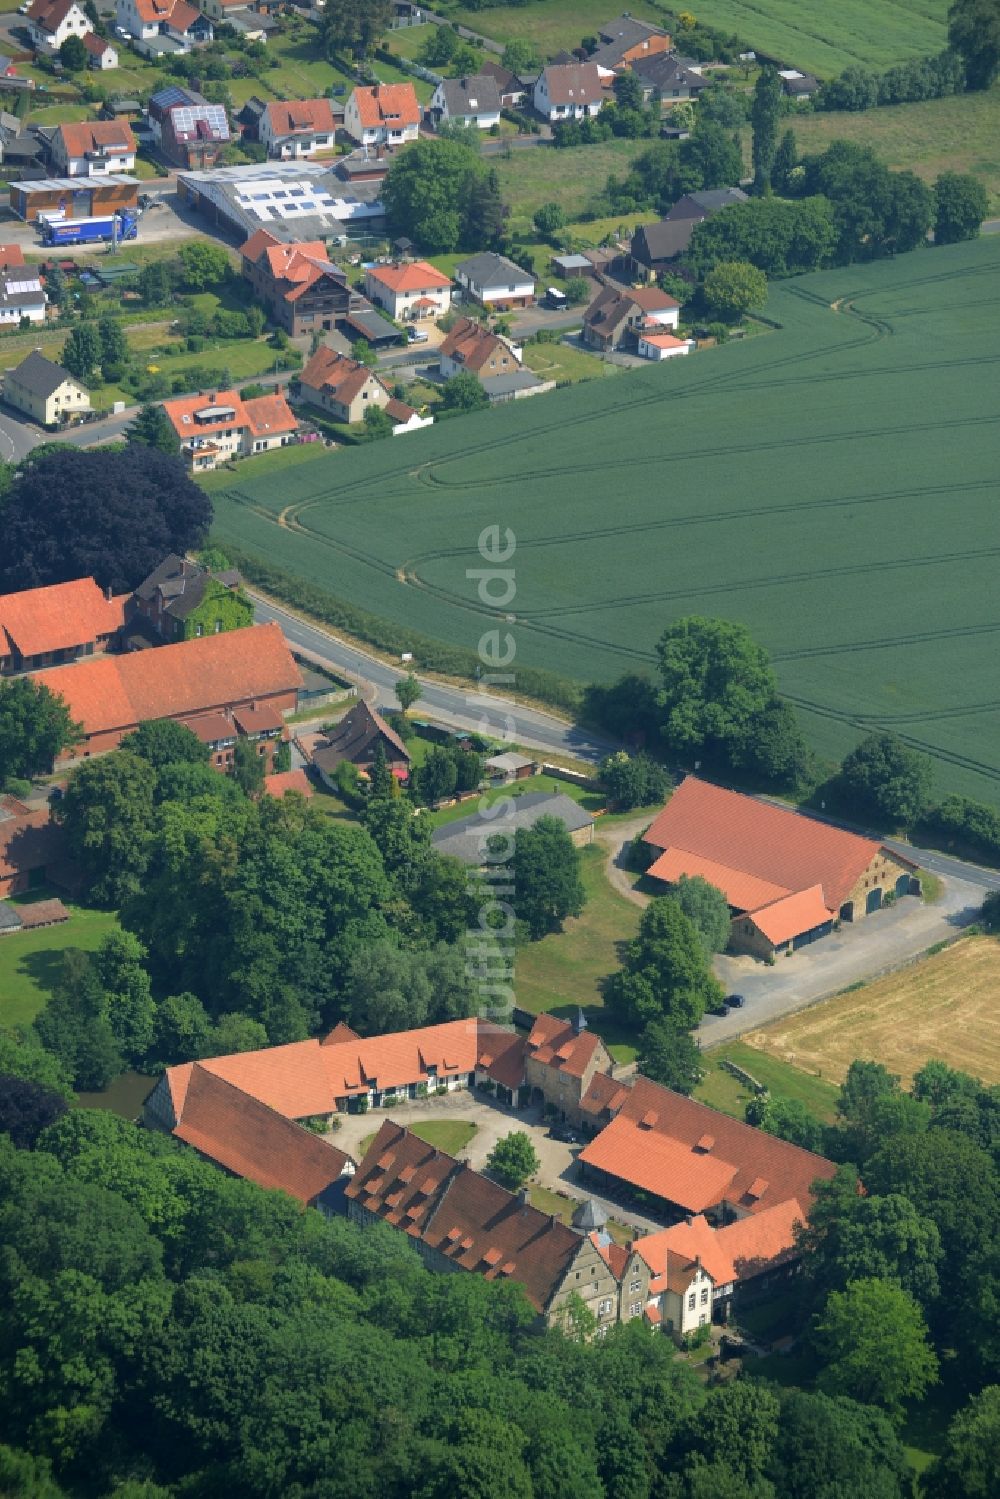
[{"x1": 76, "y1": 1070, "x2": 155, "y2": 1120}]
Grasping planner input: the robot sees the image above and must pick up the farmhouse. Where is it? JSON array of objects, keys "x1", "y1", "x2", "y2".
[
  {"x1": 259, "y1": 98, "x2": 337, "y2": 159},
  {"x1": 629, "y1": 188, "x2": 748, "y2": 278},
  {"x1": 31, "y1": 620, "x2": 302, "y2": 759},
  {"x1": 642, "y1": 777, "x2": 919, "y2": 957},
  {"x1": 297, "y1": 345, "x2": 390, "y2": 423},
  {"x1": 522, "y1": 1012, "x2": 615, "y2": 1125},
  {"x1": 162, "y1": 387, "x2": 297, "y2": 471},
  {"x1": 364, "y1": 259, "x2": 452, "y2": 322},
  {"x1": 49, "y1": 120, "x2": 136, "y2": 178},
  {"x1": 170, "y1": 1064, "x2": 355, "y2": 1210},
  {"x1": 131, "y1": 553, "x2": 252, "y2": 645},
  {"x1": 533, "y1": 62, "x2": 605, "y2": 122},
  {"x1": 4, "y1": 350, "x2": 90, "y2": 426},
  {"x1": 455, "y1": 251, "x2": 535, "y2": 310},
  {"x1": 344, "y1": 82, "x2": 420, "y2": 147},
  {"x1": 430, "y1": 791, "x2": 594, "y2": 867},
  {"x1": 310, "y1": 700, "x2": 410, "y2": 782},
  {"x1": 240, "y1": 228, "x2": 355, "y2": 336},
  {"x1": 430, "y1": 74, "x2": 502, "y2": 131},
  {"x1": 583, "y1": 284, "x2": 680, "y2": 352},
  {"x1": 580, "y1": 1074, "x2": 837, "y2": 1225},
  {"x1": 587, "y1": 14, "x2": 672, "y2": 74},
  {"x1": 0, "y1": 577, "x2": 124, "y2": 674}
]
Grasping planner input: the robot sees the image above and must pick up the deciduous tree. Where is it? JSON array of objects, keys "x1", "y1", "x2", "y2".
[
  {"x1": 0, "y1": 676, "x2": 81, "y2": 782},
  {"x1": 442, "y1": 370, "x2": 489, "y2": 411},
  {"x1": 948, "y1": 0, "x2": 1000, "y2": 88},
  {"x1": 511, "y1": 814, "x2": 585, "y2": 938},
  {"x1": 487, "y1": 1131, "x2": 539, "y2": 1189},
  {"x1": 933, "y1": 169, "x2": 988, "y2": 241},
  {"x1": 607, "y1": 895, "x2": 723, "y2": 1028},
  {"x1": 637, "y1": 1017, "x2": 704, "y2": 1094},
  {"x1": 750, "y1": 67, "x2": 782, "y2": 191},
  {"x1": 57, "y1": 750, "x2": 156, "y2": 903},
  {"x1": 599, "y1": 749, "x2": 669, "y2": 810},
  {"x1": 395, "y1": 672, "x2": 422, "y2": 713},
  {"x1": 670, "y1": 873, "x2": 731, "y2": 952},
  {"x1": 703, "y1": 260, "x2": 767, "y2": 321},
  {"x1": 178, "y1": 240, "x2": 231, "y2": 290},
  {"x1": 839, "y1": 731, "x2": 934, "y2": 825},
  {"x1": 120, "y1": 719, "x2": 208, "y2": 770},
  {"x1": 812, "y1": 1278, "x2": 938, "y2": 1419}
]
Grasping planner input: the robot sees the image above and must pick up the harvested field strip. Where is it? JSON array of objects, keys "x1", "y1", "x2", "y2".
[{"x1": 743, "y1": 936, "x2": 1000, "y2": 1086}]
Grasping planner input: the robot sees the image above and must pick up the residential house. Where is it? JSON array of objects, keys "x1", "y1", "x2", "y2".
[
  {"x1": 4, "y1": 350, "x2": 90, "y2": 425},
  {"x1": 637, "y1": 330, "x2": 691, "y2": 360},
  {"x1": 630, "y1": 51, "x2": 707, "y2": 104},
  {"x1": 0, "y1": 577, "x2": 124, "y2": 674},
  {"x1": 364, "y1": 259, "x2": 452, "y2": 322},
  {"x1": 430, "y1": 790, "x2": 594, "y2": 867},
  {"x1": 259, "y1": 98, "x2": 337, "y2": 159},
  {"x1": 25, "y1": 0, "x2": 91, "y2": 55},
  {"x1": 31, "y1": 620, "x2": 302, "y2": 759},
  {"x1": 0, "y1": 116, "x2": 43, "y2": 176},
  {"x1": 533, "y1": 62, "x2": 605, "y2": 122},
  {"x1": 668, "y1": 186, "x2": 749, "y2": 221},
  {"x1": 629, "y1": 218, "x2": 698, "y2": 278},
  {"x1": 438, "y1": 316, "x2": 524, "y2": 382},
  {"x1": 145, "y1": 1017, "x2": 491, "y2": 1131},
  {"x1": 310, "y1": 699, "x2": 411, "y2": 783},
  {"x1": 186, "y1": 700, "x2": 287, "y2": 771},
  {"x1": 161, "y1": 387, "x2": 297, "y2": 472},
  {"x1": 344, "y1": 82, "x2": 420, "y2": 147},
  {"x1": 583, "y1": 284, "x2": 680, "y2": 351},
  {"x1": 522, "y1": 1011, "x2": 615, "y2": 1126},
  {"x1": 49, "y1": 120, "x2": 136, "y2": 178},
  {"x1": 586, "y1": 14, "x2": 672, "y2": 77},
  {"x1": 476, "y1": 60, "x2": 527, "y2": 107},
  {"x1": 642, "y1": 776, "x2": 918, "y2": 957},
  {"x1": 131, "y1": 553, "x2": 252, "y2": 645},
  {"x1": 454, "y1": 251, "x2": 535, "y2": 309},
  {"x1": 235, "y1": 94, "x2": 268, "y2": 142},
  {"x1": 240, "y1": 228, "x2": 354, "y2": 336},
  {"x1": 579, "y1": 1074, "x2": 837, "y2": 1227},
  {"x1": 779, "y1": 69, "x2": 819, "y2": 99},
  {"x1": 115, "y1": 0, "x2": 212, "y2": 52},
  {"x1": 297, "y1": 344, "x2": 391, "y2": 424},
  {"x1": 0, "y1": 798, "x2": 73, "y2": 899},
  {"x1": 0, "y1": 260, "x2": 46, "y2": 325},
  {"x1": 148, "y1": 85, "x2": 229, "y2": 168},
  {"x1": 430, "y1": 74, "x2": 502, "y2": 131},
  {"x1": 82, "y1": 32, "x2": 118, "y2": 68},
  {"x1": 164, "y1": 1063, "x2": 355, "y2": 1210}
]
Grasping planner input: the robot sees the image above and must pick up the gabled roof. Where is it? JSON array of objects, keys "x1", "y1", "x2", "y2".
[
  {"x1": 32, "y1": 621, "x2": 302, "y2": 737},
  {"x1": 132, "y1": 0, "x2": 201, "y2": 24},
  {"x1": 173, "y1": 1064, "x2": 352, "y2": 1203},
  {"x1": 0, "y1": 577, "x2": 123, "y2": 661},
  {"x1": 9, "y1": 350, "x2": 79, "y2": 399},
  {"x1": 579, "y1": 1070, "x2": 631, "y2": 1119},
  {"x1": 436, "y1": 74, "x2": 502, "y2": 117},
  {"x1": 643, "y1": 777, "x2": 887, "y2": 915},
  {"x1": 81, "y1": 30, "x2": 115, "y2": 55},
  {"x1": 366, "y1": 259, "x2": 451, "y2": 293},
  {"x1": 349, "y1": 82, "x2": 420, "y2": 129},
  {"x1": 161, "y1": 386, "x2": 296, "y2": 441},
  {"x1": 749, "y1": 885, "x2": 833, "y2": 946},
  {"x1": 26, "y1": 0, "x2": 81, "y2": 34},
  {"x1": 580, "y1": 1074, "x2": 836, "y2": 1217},
  {"x1": 630, "y1": 217, "x2": 697, "y2": 264},
  {"x1": 538, "y1": 61, "x2": 604, "y2": 105},
  {"x1": 299, "y1": 345, "x2": 386, "y2": 407},
  {"x1": 264, "y1": 98, "x2": 336, "y2": 138},
  {"x1": 715, "y1": 1196, "x2": 807, "y2": 1276},
  {"x1": 243, "y1": 391, "x2": 298, "y2": 436},
  {"x1": 439, "y1": 316, "x2": 520, "y2": 375},
  {"x1": 54, "y1": 119, "x2": 135, "y2": 160},
  {"x1": 311, "y1": 699, "x2": 410, "y2": 771},
  {"x1": 476, "y1": 60, "x2": 525, "y2": 94},
  {"x1": 630, "y1": 51, "x2": 704, "y2": 90},
  {"x1": 475, "y1": 1024, "x2": 527, "y2": 1091},
  {"x1": 635, "y1": 1212, "x2": 736, "y2": 1287},
  {"x1": 525, "y1": 1013, "x2": 604, "y2": 1080},
  {"x1": 455, "y1": 251, "x2": 535, "y2": 289},
  {"x1": 346, "y1": 1119, "x2": 582, "y2": 1311},
  {"x1": 666, "y1": 187, "x2": 748, "y2": 220},
  {"x1": 588, "y1": 15, "x2": 669, "y2": 69}
]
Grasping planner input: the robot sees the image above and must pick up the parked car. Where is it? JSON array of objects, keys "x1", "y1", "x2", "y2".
[
  {"x1": 549, "y1": 1124, "x2": 578, "y2": 1143},
  {"x1": 406, "y1": 325, "x2": 428, "y2": 343},
  {"x1": 725, "y1": 993, "x2": 746, "y2": 1009}
]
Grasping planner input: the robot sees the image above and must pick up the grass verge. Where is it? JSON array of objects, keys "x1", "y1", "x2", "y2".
[{"x1": 695, "y1": 1040, "x2": 841, "y2": 1122}]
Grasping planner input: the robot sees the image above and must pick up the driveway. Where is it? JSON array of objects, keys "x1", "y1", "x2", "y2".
[
  {"x1": 326, "y1": 1088, "x2": 667, "y2": 1235},
  {"x1": 701, "y1": 874, "x2": 985, "y2": 1044}
]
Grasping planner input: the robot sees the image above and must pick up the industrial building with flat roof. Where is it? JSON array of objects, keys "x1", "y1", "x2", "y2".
[
  {"x1": 9, "y1": 175, "x2": 139, "y2": 222},
  {"x1": 177, "y1": 160, "x2": 385, "y2": 244}
]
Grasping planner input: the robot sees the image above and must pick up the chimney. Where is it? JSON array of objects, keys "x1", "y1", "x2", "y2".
[{"x1": 518, "y1": 1186, "x2": 530, "y2": 1208}]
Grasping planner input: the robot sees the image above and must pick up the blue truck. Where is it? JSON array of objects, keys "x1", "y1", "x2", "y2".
[{"x1": 39, "y1": 211, "x2": 139, "y2": 247}]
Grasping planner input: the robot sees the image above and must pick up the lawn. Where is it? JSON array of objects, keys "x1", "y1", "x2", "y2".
[
  {"x1": 786, "y1": 85, "x2": 1000, "y2": 212},
  {"x1": 695, "y1": 1040, "x2": 841, "y2": 1122},
  {"x1": 210, "y1": 235, "x2": 1000, "y2": 811},
  {"x1": 358, "y1": 1118, "x2": 477, "y2": 1157},
  {"x1": 523, "y1": 337, "x2": 615, "y2": 384},
  {"x1": 514, "y1": 843, "x2": 642, "y2": 1062},
  {"x1": 527, "y1": 1182, "x2": 633, "y2": 1243},
  {"x1": 743, "y1": 934, "x2": 1000, "y2": 1086},
  {"x1": 496, "y1": 139, "x2": 647, "y2": 231},
  {"x1": 197, "y1": 441, "x2": 332, "y2": 493},
  {"x1": 444, "y1": 0, "x2": 664, "y2": 59},
  {"x1": 0, "y1": 898, "x2": 120, "y2": 1028}
]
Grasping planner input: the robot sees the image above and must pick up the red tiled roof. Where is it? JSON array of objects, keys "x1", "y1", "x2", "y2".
[
  {"x1": 33, "y1": 622, "x2": 302, "y2": 739},
  {"x1": 0, "y1": 245, "x2": 25, "y2": 269},
  {"x1": 749, "y1": 885, "x2": 833, "y2": 946},
  {"x1": 264, "y1": 98, "x2": 336, "y2": 138},
  {"x1": 385, "y1": 397, "x2": 419, "y2": 425},
  {"x1": 366, "y1": 260, "x2": 451, "y2": 293},
  {"x1": 81, "y1": 30, "x2": 114, "y2": 55},
  {"x1": 0, "y1": 577, "x2": 123, "y2": 662},
  {"x1": 350, "y1": 82, "x2": 420, "y2": 129},
  {"x1": 589, "y1": 1231, "x2": 629, "y2": 1279},
  {"x1": 173, "y1": 1063, "x2": 352, "y2": 1203},
  {"x1": 580, "y1": 1075, "x2": 836, "y2": 1216},
  {"x1": 715, "y1": 1196, "x2": 807, "y2": 1276},
  {"x1": 264, "y1": 768, "x2": 314, "y2": 799},
  {"x1": 243, "y1": 391, "x2": 298, "y2": 437},
  {"x1": 162, "y1": 387, "x2": 296, "y2": 441},
  {"x1": 579, "y1": 1070, "x2": 631, "y2": 1117},
  {"x1": 477, "y1": 1023, "x2": 527, "y2": 1091},
  {"x1": 132, "y1": 0, "x2": 196, "y2": 22},
  {"x1": 346, "y1": 1120, "x2": 582, "y2": 1311},
  {"x1": 26, "y1": 0, "x2": 79, "y2": 34},
  {"x1": 439, "y1": 316, "x2": 519, "y2": 375},
  {"x1": 641, "y1": 332, "x2": 687, "y2": 349},
  {"x1": 56, "y1": 120, "x2": 135, "y2": 160},
  {"x1": 635, "y1": 1213, "x2": 736, "y2": 1287},
  {"x1": 184, "y1": 711, "x2": 237, "y2": 745},
  {"x1": 645, "y1": 847, "x2": 791, "y2": 912},
  {"x1": 643, "y1": 777, "x2": 885, "y2": 914},
  {"x1": 300, "y1": 346, "x2": 385, "y2": 407},
  {"x1": 0, "y1": 807, "x2": 63, "y2": 882},
  {"x1": 526, "y1": 1014, "x2": 603, "y2": 1080}
]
